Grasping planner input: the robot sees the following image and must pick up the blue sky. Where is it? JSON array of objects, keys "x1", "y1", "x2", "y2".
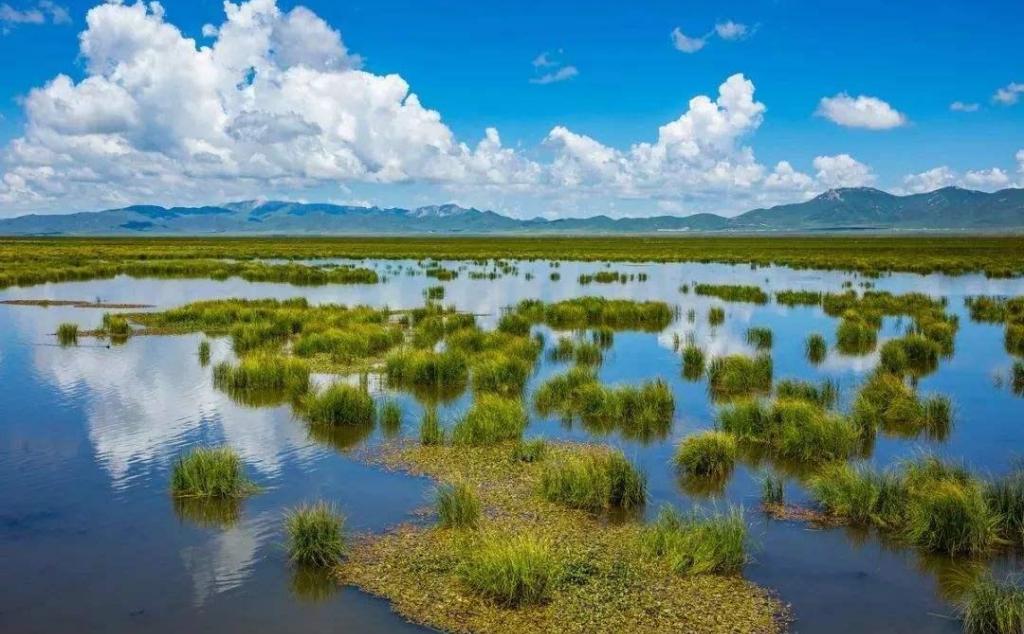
[{"x1": 0, "y1": 0, "x2": 1021, "y2": 217}]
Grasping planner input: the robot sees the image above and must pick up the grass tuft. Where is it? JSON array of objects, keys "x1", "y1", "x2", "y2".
[
  {"x1": 286, "y1": 502, "x2": 347, "y2": 567},
  {"x1": 452, "y1": 395, "x2": 528, "y2": 446},
  {"x1": 436, "y1": 481, "x2": 482, "y2": 529},
  {"x1": 302, "y1": 383, "x2": 375, "y2": 426},
  {"x1": 456, "y1": 532, "x2": 558, "y2": 607},
  {"x1": 745, "y1": 327, "x2": 773, "y2": 350},
  {"x1": 420, "y1": 408, "x2": 446, "y2": 445},
  {"x1": 171, "y1": 446, "x2": 253, "y2": 498},
  {"x1": 638, "y1": 506, "x2": 747, "y2": 575},
  {"x1": 805, "y1": 333, "x2": 827, "y2": 365},
  {"x1": 707, "y1": 354, "x2": 772, "y2": 399},
  {"x1": 674, "y1": 431, "x2": 737, "y2": 479},
  {"x1": 961, "y1": 575, "x2": 1024, "y2": 634},
  {"x1": 540, "y1": 449, "x2": 646, "y2": 512}
]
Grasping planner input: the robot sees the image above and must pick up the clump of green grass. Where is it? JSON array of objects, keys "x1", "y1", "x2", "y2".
[
  {"x1": 775, "y1": 378, "x2": 839, "y2": 409},
  {"x1": 808, "y1": 462, "x2": 898, "y2": 526},
  {"x1": 451, "y1": 395, "x2": 528, "y2": 446},
  {"x1": 986, "y1": 469, "x2": 1024, "y2": 547},
  {"x1": 420, "y1": 408, "x2": 445, "y2": 445},
  {"x1": 512, "y1": 438, "x2": 548, "y2": 462},
  {"x1": 805, "y1": 333, "x2": 827, "y2": 365},
  {"x1": 809, "y1": 457, "x2": 1001, "y2": 556},
  {"x1": 572, "y1": 341, "x2": 603, "y2": 365},
  {"x1": 961, "y1": 575, "x2": 1024, "y2": 634},
  {"x1": 497, "y1": 312, "x2": 531, "y2": 336},
  {"x1": 456, "y1": 532, "x2": 558, "y2": 607},
  {"x1": 424, "y1": 285, "x2": 445, "y2": 300},
  {"x1": 514, "y1": 297, "x2": 672, "y2": 331},
  {"x1": 378, "y1": 398, "x2": 402, "y2": 436},
  {"x1": 1006, "y1": 324, "x2": 1024, "y2": 356},
  {"x1": 706, "y1": 354, "x2": 772, "y2": 399},
  {"x1": 745, "y1": 327, "x2": 773, "y2": 350},
  {"x1": 591, "y1": 326, "x2": 614, "y2": 348},
  {"x1": 694, "y1": 284, "x2": 768, "y2": 305},
  {"x1": 1012, "y1": 361, "x2": 1024, "y2": 396},
  {"x1": 835, "y1": 311, "x2": 878, "y2": 355},
  {"x1": 213, "y1": 353, "x2": 310, "y2": 394},
  {"x1": 302, "y1": 383, "x2": 375, "y2": 426},
  {"x1": 56, "y1": 322, "x2": 79, "y2": 346},
  {"x1": 171, "y1": 446, "x2": 254, "y2": 498},
  {"x1": 102, "y1": 313, "x2": 131, "y2": 338},
  {"x1": 436, "y1": 482, "x2": 482, "y2": 529},
  {"x1": 681, "y1": 342, "x2": 706, "y2": 381},
  {"x1": 674, "y1": 431, "x2": 737, "y2": 479},
  {"x1": 286, "y1": 502, "x2": 347, "y2": 567},
  {"x1": 638, "y1": 506, "x2": 747, "y2": 575},
  {"x1": 539, "y1": 449, "x2": 646, "y2": 512},
  {"x1": 851, "y1": 372, "x2": 951, "y2": 440},
  {"x1": 198, "y1": 340, "x2": 211, "y2": 365},
  {"x1": 470, "y1": 351, "x2": 532, "y2": 396},
  {"x1": 761, "y1": 473, "x2": 784, "y2": 506},
  {"x1": 533, "y1": 367, "x2": 674, "y2": 441},
  {"x1": 776, "y1": 290, "x2": 823, "y2": 306},
  {"x1": 385, "y1": 348, "x2": 468, "y2": 390},
  {"x1": 718, "y1": 398, "x2": 860, "y2": 464},
  {"x1": 549, "y1": 336, "x2": 576, "y2": 361},
  {"x1": 707, "y1": 306, "x2": 725, "y2": 326},
  {"x1": 879, "y1": 334, "x2": 941, "y2": 377}
]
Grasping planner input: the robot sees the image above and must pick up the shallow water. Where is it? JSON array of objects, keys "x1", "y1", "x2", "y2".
[{"x1": 2, "y1": 259, "x2": 1024, "y2": 633}]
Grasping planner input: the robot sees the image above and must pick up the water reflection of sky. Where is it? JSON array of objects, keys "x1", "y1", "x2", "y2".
[{"x1": 2, "y1": 258, "x2": 1024, "y2": 633}]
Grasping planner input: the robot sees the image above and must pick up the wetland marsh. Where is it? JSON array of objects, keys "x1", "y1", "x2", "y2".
[{"x1": 2, "y1": 238, "x2": 1024, "y2": 633}]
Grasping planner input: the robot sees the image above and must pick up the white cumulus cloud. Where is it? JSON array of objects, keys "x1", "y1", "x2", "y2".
[
  {"x1": 670, "y1": 27, "x2": 707, "y2": 53},
  {"x1": 0, "y1": 1, "x2": 890, "y2": 218},
  {"x1": 0, "y1": 0, "x2": 69, "y2": 28},
  {"x1": 0, "y1": 0, "x2": 532, "y2": 211},
  {"x1": 813, "y1": 154, "x2": 875, "y2": 188},
  {"x1": 714, "y1": 20, "x2": 749, "y2": 40},
  {"x1": 963, "y1": 168, "x2": 1010, "y2": 189},
  {"x1": 901, "y1": 166, "x2": 957, "y2": 193},
  {"x1": 950, "y1": 101, "x2": 979, "y2": 112},
  {"x1": 816, "y1": 93, "x2": 907, "y2": 130},
  {"x1": 993, "y1": 82, "x2": 1024, "y2": 105}
]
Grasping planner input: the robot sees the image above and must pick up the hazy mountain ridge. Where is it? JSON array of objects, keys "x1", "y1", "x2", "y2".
[{"x1": 2, "y1": 186, "x2": 1023, "y2": 235}]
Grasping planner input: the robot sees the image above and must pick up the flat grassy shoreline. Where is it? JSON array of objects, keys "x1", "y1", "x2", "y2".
[
  {"x1": 340, "y1": 441, "x2": 786, "y2": 634},
  {"x1": 2, "y1": 235, "x2": 1024, "y2": 280}
]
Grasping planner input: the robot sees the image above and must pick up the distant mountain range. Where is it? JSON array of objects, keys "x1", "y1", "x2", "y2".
[{"x1": 2, "y1": 186, "x2": 1024, "y2": 235}]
